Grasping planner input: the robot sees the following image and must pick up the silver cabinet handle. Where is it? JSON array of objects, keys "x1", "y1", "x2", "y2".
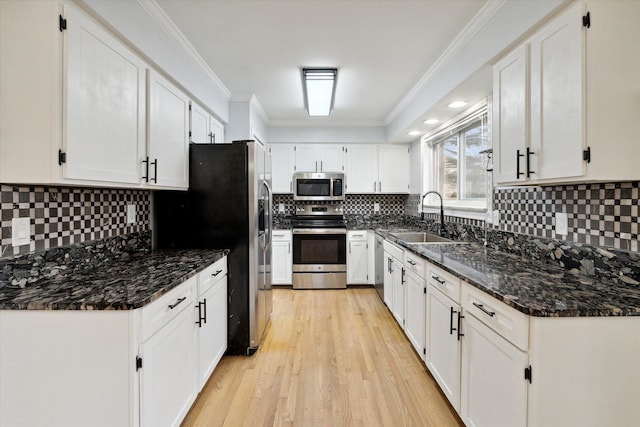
[
  {"x1": 315, "y1": 161, "x2": 318, "y2": 172},
  {"x1": 378, "y1": 181, "x2": 382, "y2": 192},
  {"x1": 320, "y1": 161, "x2": 323, "y2": 171},
  {"x1": 373, "y1": 181, "x2": 376, "y2": 192}
]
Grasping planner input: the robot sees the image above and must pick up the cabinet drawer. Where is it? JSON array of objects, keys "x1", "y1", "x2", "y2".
[
  {"x1": 427, "y1": 264, "x2": 460, "y2": 302},
  {"x1": 198, "y1": 257, "x2": 227, "y2": 295},
  {"x1": 141, "y1": 276, "x2": 197, "y2": 342},
  {"x1": 383, "y1": 240, "x2": 404, "y2": 261},
  {"x1": 272, "y1": 230, "x2": 291, "y2": 241},
  {"x1": 461, "y1": 282, "x2": 529, "y2": 351},
  {"x1": 404, "y1": 251, "x2": 426, "y2": 279},
  {"x1": 348, "y1": 230, "x2": 368, "y2": 241}
]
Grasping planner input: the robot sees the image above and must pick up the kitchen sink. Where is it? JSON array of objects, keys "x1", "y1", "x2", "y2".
[{"x1": 390, "y1": 232, "x2": 461, "y2": 244}]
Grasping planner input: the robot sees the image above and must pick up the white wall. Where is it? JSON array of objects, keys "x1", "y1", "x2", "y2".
[{"x1": 269, "y1": 125, "x2": 387, "y2": 144}]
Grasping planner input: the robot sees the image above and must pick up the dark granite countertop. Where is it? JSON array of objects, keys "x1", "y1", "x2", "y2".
[
  {"x1": 0, "y1": 249, "x2": 228, "y2": 310},
  {"x1": 377, "y1": 229, "x2": 640, "y2": 317}
]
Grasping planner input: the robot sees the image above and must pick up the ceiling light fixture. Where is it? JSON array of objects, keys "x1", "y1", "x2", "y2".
[
  {"x1": 448, "y1": 101, "x2": 467, "y2": 109},
  {"x1": 408, "y1": 130, "x2": 421, "y2": 136},
  {"x1": 302, "y1": 68, "x2": 337, "y2": 116},
  {"x1": 424, "y1": 118, "x2": 440, "y2": 125}
]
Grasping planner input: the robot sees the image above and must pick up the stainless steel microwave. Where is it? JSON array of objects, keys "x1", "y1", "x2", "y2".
[{"x1": 293, "y1": 172, "x2": 344, "y2": 201}]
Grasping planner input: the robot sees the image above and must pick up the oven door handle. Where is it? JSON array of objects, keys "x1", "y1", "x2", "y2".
[{"x1": 293, "y1": 228, "x2": 347, "y2": 234}]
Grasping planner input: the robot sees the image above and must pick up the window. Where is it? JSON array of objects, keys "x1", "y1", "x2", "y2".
[{"x1": 423, "y1": 106, "x2": 489, "y2": 211}]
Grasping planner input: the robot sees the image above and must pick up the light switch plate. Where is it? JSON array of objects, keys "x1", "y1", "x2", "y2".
[
  {"x1": 492, "y1": 210, "x2": 500, "y2": 226},
  {"x1": 278, "y1": 203, "x2": 285, "y2": 213},
  {"x1": 555, "y1": 212, "x2": 568, "y2": 236},
  {"x1": 11, "y1": 217, "x2": 31, "y2": 246},
  {"x1": 374, "y1": 202, "x2": 380, "y2": 213},
  {"x1": 127, "y1": 204, "x2": 136, "y2": 224}
]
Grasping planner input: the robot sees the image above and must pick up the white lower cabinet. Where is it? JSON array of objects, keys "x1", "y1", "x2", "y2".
[
  {"x1": 460, "y1": 312, "x2": 528, "y2": 427},
  {"x1": 404, "y1": 251, "x2": 427, "y2": 359},
  {"x1": 427, "y1": 284, "x2": 462, "y2": 411},
  {"x1": 195, "y1": 259, "x2": 228, "y2": 389},
  {"x1": 0, "y1": 257, "x2": 228, "y2": 427},
  {"x1": 383, "y1": 241, "x2": 405, "y2": 326},
  {"x1": 139, "y1": 282, "x2": 198, "y2": 427},
  {"x1": 347, "y1": 230, "x2": 369, "y2": 284},
  {"x1": 271, "y1": 230, "x2": 292, "y2": 285}
]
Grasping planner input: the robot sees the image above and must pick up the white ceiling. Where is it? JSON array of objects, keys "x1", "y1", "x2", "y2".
[{"x1": 155, "y1": 0, "x2": 489, "y2": 135}]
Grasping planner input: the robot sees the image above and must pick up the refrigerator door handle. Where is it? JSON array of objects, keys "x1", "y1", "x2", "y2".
[{"x1": 263, "y1": 181, "x2": 272, "y2": 248}]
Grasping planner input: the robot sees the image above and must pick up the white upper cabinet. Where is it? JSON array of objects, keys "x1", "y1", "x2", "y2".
[
  {"x1": 492, "y1": 45, "x2": 528, "y2": 184},
  {"x1": 493, "y1": 0, "x2": 640, "y2": 185},
  {"x1": 147, "y1": 70, "x2": 190, "y2": 189},
  {"x1": 378, "y1": 145, "x2": 410, "y2": 193},
  {"x1": 345, "y1": 145, "x2": 378, "y2": 193},
  {"x1": 294, "y1": 144, "x2": 344, "y2": 173},
  {"x1": 190, "y1": 102, "x2": 224, "y2": 145},
  {"x1": 344, "y1": 144, "x2": 410, "y2": 194},
  {"x1": 63, "y1": 2, "x2": 146, "y2": 185},
  {"x1": 270, "y1": 144, "x2": 295, "y2": 193}
]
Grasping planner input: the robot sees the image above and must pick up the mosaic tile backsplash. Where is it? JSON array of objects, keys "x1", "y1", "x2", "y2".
[
  {"x1": 494, "y1": 182, "x2": 639, "y2": 253},
  {"x1": 1, "y1": 185, "x2": 151, "y2": 258},
  {"x1": 272, "y1": 193, "x2": 408, "y2": 216}
]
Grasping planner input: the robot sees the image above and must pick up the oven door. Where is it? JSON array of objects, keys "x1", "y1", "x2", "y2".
[{"x1": 292, "y1": 228, "x2": 347, "y2": 289}]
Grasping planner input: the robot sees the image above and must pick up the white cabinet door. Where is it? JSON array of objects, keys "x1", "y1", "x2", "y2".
[
  {"x1": 391, "y1": 258, "x2": 405, "y2": 326},
  {"x1": 271, "y1": 231, "x2": 292, "y2": 285},
  {"x1": 530, "y1": 1, "x2": 584, "y2": 181},
  {"x1": 294, "y1": 144, "x2": 343, "y2": 172},
  {"x1": 347, "y1": 231, "x2": 368, "y2": 284},
  {"x1": 461, "y1": 312, "x2": 528, "y2": 427},
  {"x1": 147, "y1": 71, "x2": 190, "y2": 189},
  {"x1": 270, "y1": 144, "x2": 295, "y2": 193},
  {"x1": 190, "y1": 102, "x2": 211, "y2": 145},
  {"x1": 427, "y1": 285, "x2": 462, "y2": 412},
  {"x1": 196, "y1": 273, "x2": 227, "y2": 390},
  {"x1": 405, "y1": 270, "x2": 426, "y2": 359},
  {"x1": 319, "y1": 144, "x2": 344, "y2": 172},
  {"x1": 209, "y1": 116, "x2": 224, "y2": 144},
  {"x1": 383, "y1": 251, "x2": 394, "y2": 308},
  {"x1": 294, "y1": 145, "x2": 318, "y2": 172},
  {"x1": 378, "y1": 145, "x2": 410, "y2": 193},
  {"x1": 64, "y1": 2, "x2": 145, "y2": 185},
  {"x1": 492, "y1": 45, "x2": 528, "y2": 184},
  {"x1": 139, "y1": 303, "x2": 197, "y2": 427},
  {"x1": 345, "y1": 145, "x2": 378, "y2": 193}
]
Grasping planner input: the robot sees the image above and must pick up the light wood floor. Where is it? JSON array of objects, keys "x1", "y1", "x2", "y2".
[{"x1": 182, "y1": 287, "x2": 463, "y2": 427}]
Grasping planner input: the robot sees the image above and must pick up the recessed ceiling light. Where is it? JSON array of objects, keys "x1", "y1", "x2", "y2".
[
  {"x1": 424, "y1": 119, "x2": 440, "y2": 125},
  {"x1": 448, "y1": 101, "x2": 467, "y2": 109},
  {"x1": 408, "y1": 130, "x2": 421, "y2": 136}
]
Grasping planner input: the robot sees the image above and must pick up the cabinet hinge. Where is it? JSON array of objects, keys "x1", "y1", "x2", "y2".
[
  {"x1": 345, "y1": 147, "x2": 348, "y2": 153},
  {"x1": 583, "y1": 146, "x2": 591, "y2": 163},
  {"x1": 58, "y1": 150, "x2": 66, "y2": 165},
  {"x1": 524, "y1": 365, "x2": 532, "y2": 384},
  {"x1": 59, "y1": 15, "x2": 67, "y2": 32},
  {"x1": 188, "y1": 104, "x2": 192, "y2": 111},
  {"x1": 189, "y1": 130, "x2": 192, "y2": 138},
  {"x1": 136, "y1": 356, "x2": 143, "y2": 371},
  {"x1": 582, "y1": 11, "x2": 590, "y2": 28},
  {"x1": 423, "y1": 348, "x2": 426, "y2": 356},
  {"x1": 423, "y1": 287, "x2": 426, "y2": 294}
]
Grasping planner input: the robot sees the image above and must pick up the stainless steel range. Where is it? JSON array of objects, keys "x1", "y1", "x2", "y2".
[{"x1": 292, "y1": 204, "x2": 346, "y2": 289}]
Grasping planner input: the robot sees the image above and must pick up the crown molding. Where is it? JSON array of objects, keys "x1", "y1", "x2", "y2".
[
  {"x1": 385, "y1": 0, "x2": 506, "y2": 125},
  {"x1": 137, "y1": 0, "x2": 231, "y2": 99}
]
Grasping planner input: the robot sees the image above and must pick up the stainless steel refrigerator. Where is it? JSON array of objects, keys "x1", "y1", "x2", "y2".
[{"x1": 153, "y1": 141, "x2": 272, "y2": 355}]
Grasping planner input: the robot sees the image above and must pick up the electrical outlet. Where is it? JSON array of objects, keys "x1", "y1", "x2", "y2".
[
  {"x1": 278, "y1": 203, "x2": 285, "y2": 213},
  {"x1": 127, "y1": 204, "x2": 136, "y2": 224},
  {"x1": 555, "y1": 212, "x2": 568, "y2": 236},
  {"x1": 11, "y1": 217, "x2": 31, "y2": 246},
  {"x1": 374, "y1": 202, "x2": 380, "y2": 213},
  {"x1": 493, "y1": 210, "x2": 500, "y2": 226}
]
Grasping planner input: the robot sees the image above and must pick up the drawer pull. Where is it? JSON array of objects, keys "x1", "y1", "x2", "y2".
[
  {"x1": 407, "y1": 259, "x2": 417, "y2": 266},
  {"x1": 431, "y1": 275, "x2": 445, "y2": 285},
  {"x1": 168, "y1": 297, "x2": 186, "y2": 310},
  {"x1": 211, "y1": 269, "x2": 223, "y2": 277},
  {"x1": 473, "y1": 302, "x2": 496, "y2": 317}
]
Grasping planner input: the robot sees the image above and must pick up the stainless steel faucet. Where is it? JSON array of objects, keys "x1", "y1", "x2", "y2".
[{"x1": 421, "y1": 191, "x2": 445, "y2": 236}]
